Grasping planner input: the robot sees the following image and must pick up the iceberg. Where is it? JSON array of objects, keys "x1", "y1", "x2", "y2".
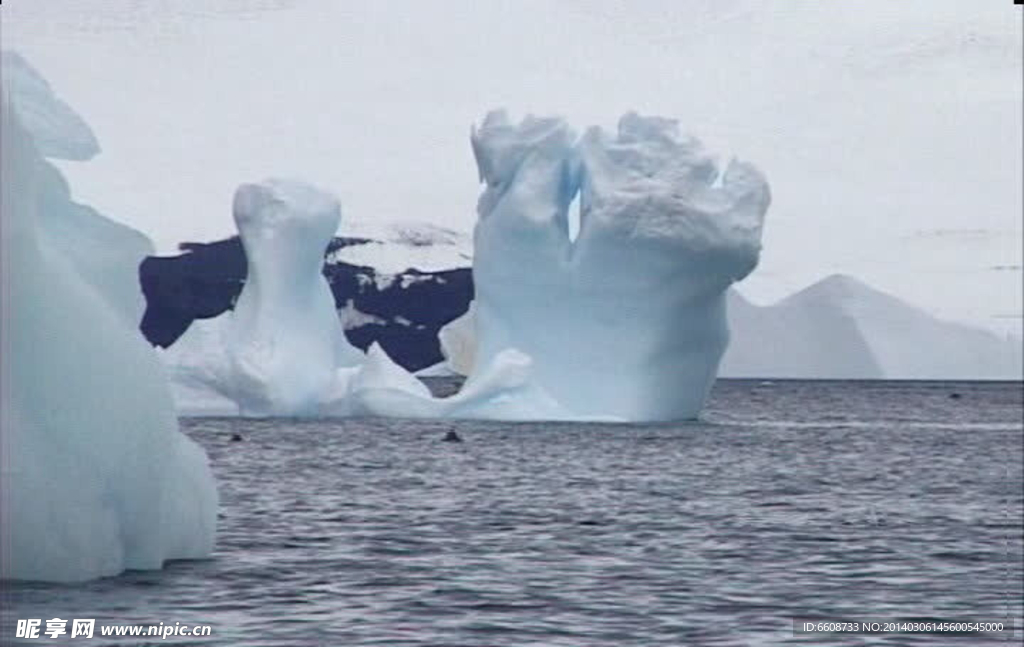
[
  {"x1": 0, "y1": 51, "x2": 100, "y2": 162},
  {"x1": 163, "y1": 179, "x2": 367, "y2": 417},
  {"x1": 437, "y1": 300, "x2": 477, "y2": 376},
  {"x1": 1, "y1": 62, "x2": 216, "y2": 582},
  {"x1": 162, "y1": 179, "x2": 567, "y2": 421},
  {"x1": 228, "y1": 180, "x2": 366, "y2": 414},
  {"x1": 163, "y1": 111, "x2": 768, "y2": 422},
  {"x1": 348, "y1": 345, "x2": 574, "y2": 421},
  {"x1": 468, "y1": 111, "x2": 770, "y2": 420},
  {"x1": 1, "y1": 50, "x2": 153, "y2": 326}
]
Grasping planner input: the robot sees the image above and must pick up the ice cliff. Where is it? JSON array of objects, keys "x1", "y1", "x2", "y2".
[
  {"x1": 1, "y1": 51, "x2": 100, "y2": 161},
  {"x1": 0, "y1": 56, "x2": 216, "y2": 582}
]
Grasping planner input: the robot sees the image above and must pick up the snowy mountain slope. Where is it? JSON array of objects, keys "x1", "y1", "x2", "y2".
[
  {"x1": 722, "y1": 275, "x2": 1022, "y2": 380},
  {"x1": 721, "y1": 287, "x2": 883, "y2": 379},
  {"x1": 326, "y1": 220, "x2": 472, "y2": 274},
  {"x1": 786, "y1": 275, "x2": 1021, "y2": 379}
]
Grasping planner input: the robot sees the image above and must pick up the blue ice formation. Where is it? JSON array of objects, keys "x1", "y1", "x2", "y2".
[
  {"x1": 466, "y1": 111, "x2": 770, "y2": 420},
  {"x1": 1, "y1": 55, "x2": 217, "y2": 582}
]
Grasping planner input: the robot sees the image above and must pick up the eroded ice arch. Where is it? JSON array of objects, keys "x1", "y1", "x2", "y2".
[{"x1": 469, "y1": 111, "x2": 770, "y2": 420}]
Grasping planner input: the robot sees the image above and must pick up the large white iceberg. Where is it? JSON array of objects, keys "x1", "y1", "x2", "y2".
[
  {"x1": 468, "y1": 111, "x2": 770, "y2": 420},
  {"x1": 164, "y1": 179, "x2": 370, "y2": 417},
  {"x1": 228, "y1": 180, "x2": 364, "y2": 415},
  {"x1": 0, "y1": 62, "x2": 216, "y2": 582}
]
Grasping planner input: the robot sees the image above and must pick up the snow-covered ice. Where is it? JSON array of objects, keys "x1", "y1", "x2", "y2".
[
  {"x1": 326, "y1": 221, "x2": 472, "y2": 274},
  {"x1": 468, "y1": 111, "x2": 770, "y2": 420},
  {"x1": 229, "y1": 180, "x2": 367, "y2": 414},
  {"x1": 164, "y1": 179, "x2": 366, "y2": 416},
  {"x1": 1, "y1": 62, "x2": 216, "y2": 582}
]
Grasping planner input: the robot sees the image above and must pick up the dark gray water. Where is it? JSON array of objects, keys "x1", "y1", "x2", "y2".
[{"x1": 4, "y1": 380, "x2": 1022, "y2": 645}]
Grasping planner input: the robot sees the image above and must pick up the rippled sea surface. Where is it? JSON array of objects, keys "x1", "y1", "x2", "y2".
[{"x1": 4, "y1": 380, "x2": 1022, "y2": 646}]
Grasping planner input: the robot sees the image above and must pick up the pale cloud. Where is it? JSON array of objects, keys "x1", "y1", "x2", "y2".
[{"x1": 3, "y1": 0, "x2": 1021, "y2": 335}]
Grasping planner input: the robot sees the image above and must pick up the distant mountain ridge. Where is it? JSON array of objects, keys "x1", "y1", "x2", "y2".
[
  {"x1": 722, "y1": 275, "x2": 1022, "y2": 380},
  {"x1": 140, "y1": 232, "x2": 1022, "y2": 380}
]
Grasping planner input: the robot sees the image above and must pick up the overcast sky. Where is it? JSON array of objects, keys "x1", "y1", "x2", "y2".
[{"x1": 2, "y1": 0, "x2": 1021, "y2": 336}]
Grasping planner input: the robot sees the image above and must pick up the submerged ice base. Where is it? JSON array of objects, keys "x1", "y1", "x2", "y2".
[
  {"x1": 1, "y1": 58, "x2": 216, "y2": 582},
  {"x1": 468, "y1": 111, "x2": 770, "y2": 420}
]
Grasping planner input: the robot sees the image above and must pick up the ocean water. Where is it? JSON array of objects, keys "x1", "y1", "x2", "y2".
[{"x1": 3, "y1": 380, "x2": 1022, "y2": 646}]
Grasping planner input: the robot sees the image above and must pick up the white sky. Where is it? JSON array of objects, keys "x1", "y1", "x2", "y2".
[{"x1": 2, "y1": 0, "x2": 1021, "y2": 336}]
